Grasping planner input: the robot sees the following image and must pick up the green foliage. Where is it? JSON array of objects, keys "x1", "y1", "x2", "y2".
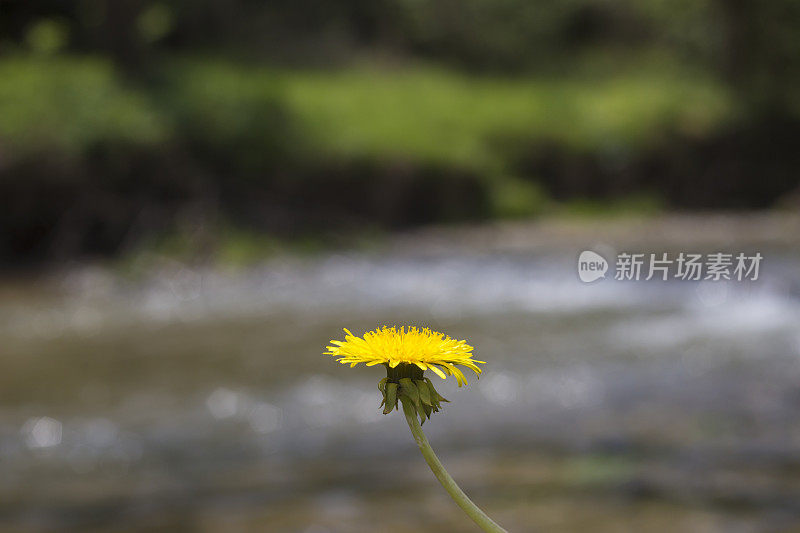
[
  {"x1": 0, "y1": 55, "x2": 734, "y2": 229},
  {"x1": 162, "y1": 60, "x2": 296, "y2": 170},
  {"x1": 558, "y1": 193, "x2": 664, "y2": 218},
  {"x1": 165, "y1": 61, "x2": 283, "y2": 140},
  {"x1": 0, "y1": 57, "x2": 167, "y2": 158},
  {"x1": 489, "y1": 177, "x2": 551, "y2": 219},
  {"x1": 0, "y1": 55, "x2": 732, "y2": 171},
  {"x1": 7, "y1": 0, "x2": 799, "y2": 110},
  {"x1": 25, "y1": 18, "x2": 70, "y2": 55}
]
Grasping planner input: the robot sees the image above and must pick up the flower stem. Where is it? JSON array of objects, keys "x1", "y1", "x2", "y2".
[{"x1": 399, "y1": 397, "x2": 508, "y2": 533}]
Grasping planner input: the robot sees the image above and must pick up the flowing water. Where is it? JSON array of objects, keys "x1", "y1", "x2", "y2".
[{"x1": 2, "y1": 224, "x2": 800, "y2": 532}]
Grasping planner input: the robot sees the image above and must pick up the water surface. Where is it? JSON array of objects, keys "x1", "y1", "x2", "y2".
[{"x1": 2, "y1": 237, "x2": 800, "y2": 531}]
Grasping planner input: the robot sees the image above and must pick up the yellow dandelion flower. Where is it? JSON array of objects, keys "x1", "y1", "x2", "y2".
[
  {"x1": 323, "y1": 327, "x2": 507, "y2": 532},
  {"x1": 324, "y1": 326, "x2": 484, "y2": 386}
]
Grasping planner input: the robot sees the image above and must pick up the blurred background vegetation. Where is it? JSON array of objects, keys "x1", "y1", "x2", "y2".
[{"x1": 0, "y1": 0, "x2": 798, "y2": 266}]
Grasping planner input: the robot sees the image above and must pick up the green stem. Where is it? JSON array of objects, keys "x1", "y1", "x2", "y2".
[{"x1": 400, "y1": 397, "x2": 508, "y2": 533}]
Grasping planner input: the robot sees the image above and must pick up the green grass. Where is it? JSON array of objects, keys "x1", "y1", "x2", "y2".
[{"x1": 274, "y1": 63, "x2": 734, "y2": 171}]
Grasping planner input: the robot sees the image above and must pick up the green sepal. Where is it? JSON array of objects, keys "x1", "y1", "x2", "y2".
[
  {"x1": 414, "y1": 402, "x2": 427, "y2": 425},
  {"x1": 421, "y1": 402, "x2": 432, "y2": 422},
  {"x1": 415, "y1": 379, "x2": 432, "y2": 406},
  {"x1": 383, "y1": 382, "x2": 398, "y2": 414},
  {"x1": 378, "y1": 364, "x2": 453, "y2": 419},
  {"x1": 398, "y1": 378, "x2": 421, "y2": 409},
  {"x1": 425, "y1": 377, "x2": 448, "y2": 405},
  {"x1": 422, "y1": 378, "x2": 439, "y2": 409}
]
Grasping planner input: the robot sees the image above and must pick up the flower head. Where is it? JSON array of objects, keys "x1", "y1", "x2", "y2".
[
  {"x1": 325, "y1": 326, "x2": 484, "y2": 386},
  {"x1": 325, "y1": 326, "x2": 484, "y2": 422}
]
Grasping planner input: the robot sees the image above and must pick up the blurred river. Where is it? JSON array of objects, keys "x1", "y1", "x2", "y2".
[{"x1": 2, "y1": 221, "x2": 800, "y2": 532}]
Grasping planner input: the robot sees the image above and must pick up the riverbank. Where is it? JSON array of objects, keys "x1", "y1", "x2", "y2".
[{"x1": 2, "y1": 55, "x2": 799, "y2": 265}]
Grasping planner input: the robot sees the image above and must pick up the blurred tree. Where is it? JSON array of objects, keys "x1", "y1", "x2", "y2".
[{"x1": 714, "y1": 0, "x2": 800, "y2": 112}]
